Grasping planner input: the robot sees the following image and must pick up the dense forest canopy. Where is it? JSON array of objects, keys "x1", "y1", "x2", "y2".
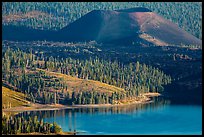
[{"x1": 2, "y1": 2, "x2": 202, "y2": 39}]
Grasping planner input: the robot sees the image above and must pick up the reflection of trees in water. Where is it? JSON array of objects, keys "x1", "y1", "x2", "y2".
[
  {"x1": 17, "y1": 96, "x2": 170, "y2": 118},
  {"x1": 69, "y1": 111, "x2": 72, "y2": 131},
  {"x1": 109, "y1": 96, "x2": 170, "y2": 114},
  {"x1": 15, "y1": 97, "x2": 170, "y2": 131}
]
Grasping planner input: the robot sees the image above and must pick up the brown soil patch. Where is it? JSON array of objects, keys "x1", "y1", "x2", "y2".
[{"x1": 3, "y1": 11, "x2": 50, "y2": 23}]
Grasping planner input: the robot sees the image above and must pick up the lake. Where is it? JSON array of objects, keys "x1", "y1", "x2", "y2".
[{"x1": 18, "y1": 97, "x2": 202, "y2": 135}]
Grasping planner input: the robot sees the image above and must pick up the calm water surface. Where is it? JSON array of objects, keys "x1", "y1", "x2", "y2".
[{"x1": 19, "y1": 97, "x2": 202, "y2": 135}]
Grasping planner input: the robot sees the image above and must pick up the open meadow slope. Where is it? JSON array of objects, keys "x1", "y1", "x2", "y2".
[
  {"x1": 2, "y1": 86, "x2": 30, "y2": 108},
  {"x1": 37, "y1": 68, "x2": 126, "y2": 95}
]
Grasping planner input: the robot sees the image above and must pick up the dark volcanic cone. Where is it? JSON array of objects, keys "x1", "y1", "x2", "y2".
[{"x1": 58, "y1": 7, "x2": 201, "y2": 46}]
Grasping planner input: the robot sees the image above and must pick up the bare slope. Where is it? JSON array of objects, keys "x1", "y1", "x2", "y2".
[
  {"x1": 2, "y1": 86, "x2": 30, "y2": 108},
  {"x1": 58, "y1": 7, "x2": 201, "y2": 46}
]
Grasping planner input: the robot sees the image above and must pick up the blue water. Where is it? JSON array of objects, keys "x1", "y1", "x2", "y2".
[{"x1": 21, "y1": 100, "x2": 202, "y2": 135}]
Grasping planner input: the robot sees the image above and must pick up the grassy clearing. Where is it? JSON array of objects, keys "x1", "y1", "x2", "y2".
[
  {"x1": 37, "y1": 68, "x2": 126, "y2": 95},
  {"x1": 2, "y1": 86, "x2": 30, "y2": 108},
  {"x1": 3, "y1": 11, "x2": 50, "y2": 23}
]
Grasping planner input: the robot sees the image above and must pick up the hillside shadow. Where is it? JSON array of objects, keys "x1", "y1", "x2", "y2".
[{"x1": 2, "y1": 25, "x2": 58, "y2": 41}]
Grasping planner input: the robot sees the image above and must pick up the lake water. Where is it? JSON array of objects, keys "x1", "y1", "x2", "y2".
[{"x1": 19, "y1": 97, "x2": 202, "y2": 135}]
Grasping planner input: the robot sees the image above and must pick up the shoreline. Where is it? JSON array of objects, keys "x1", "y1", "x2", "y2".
[{"x1": 3, "y1": 92, "x2": 160, "y2": 113}]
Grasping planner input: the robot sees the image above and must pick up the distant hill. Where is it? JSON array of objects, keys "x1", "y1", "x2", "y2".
[
  {"x1": 2, "y1": 25, "x2": 56, "y2": 41},
  {"x1": 2, "y1": 7, "x2": 202, "y2": 47},
  {"x1": 58, "y1": 7, "x2": 202, "y2": 46}
]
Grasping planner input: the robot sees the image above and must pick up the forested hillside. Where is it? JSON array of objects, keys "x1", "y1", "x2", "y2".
[
  {"x1": 2, "y1": 47, "x2": 171, "y2": 105},
  {"x1": 2, "y1": 2, "x2": 202, "y2": 39}
]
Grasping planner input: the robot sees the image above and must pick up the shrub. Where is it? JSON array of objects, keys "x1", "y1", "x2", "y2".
[{"x1": 53, "y1": 122, "x2": 62, "y2": 133}]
